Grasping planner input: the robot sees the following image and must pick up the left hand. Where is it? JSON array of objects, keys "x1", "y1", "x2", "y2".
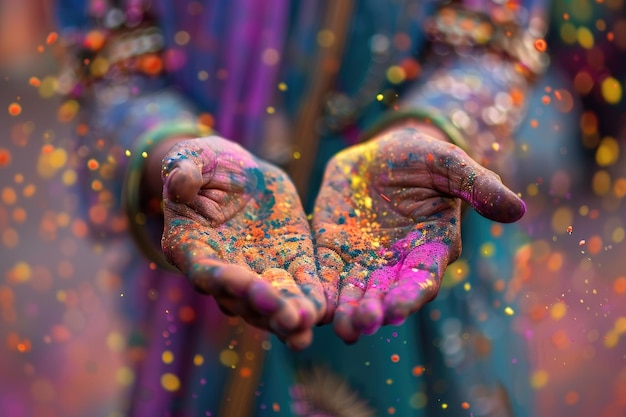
[
  {"x1": 160, "y1": 137, "x2": 325, "y2": 350},
  {"x1": 312, "y1": 127, "x2": 525, "y2": 343}
]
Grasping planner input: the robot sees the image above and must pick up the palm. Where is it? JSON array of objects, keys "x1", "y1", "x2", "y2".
[
  {"x1": 313, "y1": 129, "x2": 525, "y2": 342},
  {"x1": 161, "y1": 137, "x2": 324, "y2": 349}
]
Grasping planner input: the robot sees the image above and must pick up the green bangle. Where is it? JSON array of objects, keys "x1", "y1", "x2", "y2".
[
  {"x1": 122, "y1": 121, "x2": 210, "y2": 272},
  {"x1": 360, "y1": 107, "x2": 470, "y2": 155}
]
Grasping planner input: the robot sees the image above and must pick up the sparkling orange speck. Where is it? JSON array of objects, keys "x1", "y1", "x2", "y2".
[
  {"x1": 587, "y1": 235, "x2": 602, "y2": 254},
  {"x1": 461, "y1": 402, "x2": 470, "y2": 409},
  {"x1": 490, "y1": 223, "x2": 502, "y2": 237},
  {"x1": 87, "y1": 159, "x2": 100, "y2": 170},
  {"x1": 400, "y1": 57, "x2": 421, "y2": 80},
  {"x1": 16, "y1": 340, "x2": 32, "y2": 352},
  {"x1": 29, "y1": 77, "x2": 41, "y2": 87},
  {"x1": 542, "y1": 95, "x2": 551, "y2": 105},
  {"x1": 555, "y1": 90, "x2": 563, "y2": 101},
  {"x1": 37, "y1": 45, "x2": 44, "y2": 53},
  {"x1": 8, "y1": 103, "x2": 22, "y2": 116},
  {"x1": 41, "y1": 144, "x2": 54, "y2": 154},
  {"x1": 46, "y1": 32, "x2": 58, "y2": 45},
  {"x1": 71, "y1": 218, "x2": 88, "y2": 238},
  {"x1": 412, "y1": 366, "x2": 424, "y2": 376},
  {"x1": 613, "y1": 277, "x2": 626, "y2": 294},
  {"x1": 530, "y1": 119, "x2": 538, "y2": 128},
  {"x1": 198, "y1": 113, "x2": 215, "y2": 128},
  {"x1": 534, "y1": 39, "x2": 547, "y2": 52},
  {"x1": 239, "y1": 367, "x2": 252, "y2": 378},
  {"x1": 391, "y1": 354, "x2": 400, "y2": 363},
  {"x1": 178, "y1": 305, "x2": 196, "y2": 323},
  {"x1": 84, "y1": 30, "x2": 106, "y2": 51},
  {"x1": 88, "y1": 204, "x2": 107, "y2": 224},
  {"x1": 608, "y1": 32, "x2": 614, "y2": 41},
  {"x1": 76, "y1": 123, "x2": 89, "y2": 136},
  {"x1": 0, "y1": 148, "x2": 11, "y2": 166},
  {"x1": 139, "y1": 54, "x2": 164, "y2": 75}
]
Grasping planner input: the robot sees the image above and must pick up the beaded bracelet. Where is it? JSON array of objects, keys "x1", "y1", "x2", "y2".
[
  {"x1": 425, "y1": 5, "x2": 549, "y2": 80},
  {"x1": 360, "y1": 107, "x2": 470, "y2": 155},
  {"x1": 122, "y1": 121, "x2": 210, "y2": 271}
]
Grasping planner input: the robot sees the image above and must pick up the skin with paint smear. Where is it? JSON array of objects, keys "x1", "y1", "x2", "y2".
[
  {"x1": 161, "y1": 137, "x2": 325, "y2": 350},
  {"x1": 160, "y1": 130, "x2": 525, "y2": 348},
  {"x1": 313, "y1": 128, "x2": 526, "y2": 342}
]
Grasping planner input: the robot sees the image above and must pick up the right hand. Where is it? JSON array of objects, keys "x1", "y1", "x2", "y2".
[
  {"x1": 160, "y1": 136, "x2": 325, "y2": 350},
  {"x1": 311, "y1": 128, "x2": 526, "y2": 343}
]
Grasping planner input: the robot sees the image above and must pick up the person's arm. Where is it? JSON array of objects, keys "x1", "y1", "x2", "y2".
[
  {"x1": 56, "y1": 0, "x2": 207, "y2": 245},
  {"x1": 313, "y1": 0, "x2": 551, "y2": 341},
  {"x1": 56, "y1": 0, "x2": 326, "y2": 348},
  {"x1": 378, "y1": 0, "x2": 550, "y2": 179}
]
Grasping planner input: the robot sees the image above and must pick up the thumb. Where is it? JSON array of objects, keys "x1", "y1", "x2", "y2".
[
  {"x1": 427, "y1": 141, "x2": 526, "y2": 223},
  {"x1": 163, "y1": 160, "x2": 203, "y2": 203},
  {"x1": 161, "y1": 139, "x2": 215, "y2": 204}
]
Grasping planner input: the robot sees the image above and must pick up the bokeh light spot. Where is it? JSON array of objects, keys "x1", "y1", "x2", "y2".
[
  {"x1": 601, "y1": 77, "x2": 622, "y2": 104},
  {"x1": 160, "y1": 373, "x2": 181, "y2": 392}
]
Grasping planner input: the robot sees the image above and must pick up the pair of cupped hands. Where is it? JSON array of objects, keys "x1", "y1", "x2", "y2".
[{"x1": 159, "y1": 126, "x2": 525, "y2": 350}]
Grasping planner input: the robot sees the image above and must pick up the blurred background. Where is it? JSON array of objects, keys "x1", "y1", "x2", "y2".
[
  {"x1": 2, "y1": 1, "x2": 626, "y2": 416},
  {"x1": 0, "y1": 1, "x2": 125, "y2": 416}
]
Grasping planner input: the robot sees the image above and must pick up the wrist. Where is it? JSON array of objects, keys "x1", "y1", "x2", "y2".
[
  {"x1": 361, "y1": 108, "x2": 470, "y2": 156},
  {"x1": 375, "y1": 119, "x2": 451, "y2": 144}
]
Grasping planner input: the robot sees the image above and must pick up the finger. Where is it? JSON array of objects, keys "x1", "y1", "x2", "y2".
[
  {"x1": 247, "y1": 280, "x2": 284, "y2": 315},
  {"x1": 261, "y1": 268, "x2": 315, "y2": 334},
  {"x1": 191, "y1": 262, "x2": 286, "y2": 321},
  {"x1": 353, "y1": 297, "x2": 384, "y2": 335},
  {"x1": 333, "y1": 265, "x2": 369, "y2": 343},
  {"x1": 186, "y1": 258, "x2": 231, "y2": 295},
  {"x1": 383, "y1": 242, "x2": 447, "y2": 325},
  {"x1": 163, "y1": 159, "x2": 204, "y2": 203},
  {"x1": 220, "y1": 266, "x2": 304, "y2": 332},
  {"x1": 285, "y1": 328, "x2": 314, "y2": 351},
  {"x1": 425, "y1": 141, "x2": 526, "y2": 223},
  {"x1": 193, "y1": 263, "x2": 307, "y2": 338},
  {"x1": 333, "y1": 304, "x2": 360, "y2": 344},
  {"x1": 190, "y1": 261, "x2": 261, "y2": 317},
  {"x1": 215, "y1": 295, "x2": 242, "y2": 317},
  {"x1": 315, "y1": 247, "x2": 344, "y2": 323},
  {"x1": 161, "y1": 139, "x2": 217, "y2": 204},
  {"x1": 288, "y1": 256, "x2": 327, "y2": 323},
  {"x1": 204, "y1": 263, "x2": 261, "y2": 297},
  {"x1": 352, "y1": 266, "x2": 397, "y2": 335}
]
